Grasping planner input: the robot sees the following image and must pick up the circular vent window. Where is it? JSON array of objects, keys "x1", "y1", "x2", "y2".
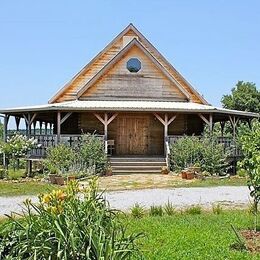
[{"x1": 126, "y1": 58, "x2": 141, "y2": 73}]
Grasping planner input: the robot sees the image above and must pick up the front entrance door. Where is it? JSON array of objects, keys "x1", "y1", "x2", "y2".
[{"x1": 116, "y1": 115, "x2": 149, "y2": 155}]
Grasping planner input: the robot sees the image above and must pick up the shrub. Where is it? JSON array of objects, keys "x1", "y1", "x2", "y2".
[
  {"x1": 238, "y1": 121, "x2": 260, "y2": 231},
  {"x1": 44, "y1": 144, "x2": 76, "y2": 174},
  {"x1": 0, "y1": 167, "x2": 7, "y2": 179},
  {"x1": 185, "y1": 205, "x2": 202, "y2": 215},
  {"x1": 77, "y1": 134, "x2": 108, "y2": 175},
  {"x1": 0, "y1": 134, "x2": 37, "y2": 171},
  {"x1": 0, "y1": 179, "x2": 143, "y2": 259},
  {"x1": 170, "y1": 136, "x2": 230, "y2": 175},
  {"x1": 149, "y1": 205, "x2": 163, "y2": 217},
  {"x1": 164, "y1": 201, "x2": 175, "y2": 216},
  {"x1": 212, "y1": 204, "x2": 223, "y2": 215},
  {"x1": 131, "y1": 203, "x2": 145, "y2": 219}
]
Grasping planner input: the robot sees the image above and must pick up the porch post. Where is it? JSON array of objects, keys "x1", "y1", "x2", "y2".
[
  {"x1": 220, "y1": 121, "x2": 226, "y2": 137},
  {"x1": 3, "y1": 115, "x2": 9, "y2": 168},
  {"x1": 45, "y1": 122, "x2": 48, "y2": 136},
  {"x1": 15, "y1": 116, "x2": 20, "y2": 132},
  {"x1": 104, "y1": 113, "x2": 108, "y2": 141},
  {"x1": 229, "y1": 115, "x2": 239, "y2": 140},
  {"x1": 39, "y1": 121, "x2": 42, "y2": 135},
  {"x1": 28, "y1": 114, "x2": 31, "y2": 138},
  {"x1": 209, "y1": 114, "x2": 213, "y2": 134},
  {"x1": 164, "y1": 114, "x2": 168, "y2": 142},
  {"x1": 57, "y1": 111, "x2": 61, "y2": 143}
]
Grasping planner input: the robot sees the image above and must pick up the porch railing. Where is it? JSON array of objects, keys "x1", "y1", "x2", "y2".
[{"x1": 7, "y1": 134, "x2": 105, "y2": 158}]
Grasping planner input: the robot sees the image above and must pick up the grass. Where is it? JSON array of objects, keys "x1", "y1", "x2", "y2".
[
  {"x1": 0, "y1": 182, "x2": 58, "y2": 197},
  {"x1": 126, "y1": 210, "x2": 260, "y2": 259}
]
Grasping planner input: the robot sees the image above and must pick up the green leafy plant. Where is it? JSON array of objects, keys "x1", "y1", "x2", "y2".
[
  {"x1": 170, "y1": 136, "x2": 230, "y2": 175},
  {"x1": 44, "y1": 144, "x2": 76, "y2": 174},
  {"x1": 238, "y1": 121, "x2": 260, "y2": 231},
  {"x1": 131, "y1": 203, "x2": 145, "y2": 219},
  {"x1": 0, "y1": 179, "x2": 143, "y2": 259},
  {"x1": 164, "y1": 201, "x2": 175, "y2": 216},
  {"x1": 185, "y1": 205, "x2": 202, "y2": 215},
  {"x1": 77, "y1": 133, "x2": 108, "y2": 175},
  {"x1": 149, "y1": 205, "x2": 163, "y2": 217}
]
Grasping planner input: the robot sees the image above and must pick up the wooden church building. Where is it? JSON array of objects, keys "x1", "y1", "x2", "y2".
[{"x1": 0, "y1": 24, "x2": 258, "y2": 173}]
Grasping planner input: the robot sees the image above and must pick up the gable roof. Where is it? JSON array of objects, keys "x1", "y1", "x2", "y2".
[
  {"x1": 48, "y1": 23, "x2": 208, "y2": 104},
  {"x1": 76, "y1": 38, "x2": 190, "y2": 100}
]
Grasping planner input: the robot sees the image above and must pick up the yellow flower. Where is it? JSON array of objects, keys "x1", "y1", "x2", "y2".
[
  {"x1": 42, "y1": 194, "x2": 51, "y2": 204},
  {"x1": 55, "y1": 190, "x2": 67, "y2": 201}
]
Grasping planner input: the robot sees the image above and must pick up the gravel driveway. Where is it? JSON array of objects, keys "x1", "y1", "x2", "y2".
[{"x1": 0, "y1": 186, "x2": 250, "y2": 216}]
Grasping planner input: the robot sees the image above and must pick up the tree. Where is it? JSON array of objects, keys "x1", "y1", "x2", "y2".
[
  {"x1": 221, "y1": 81, "x2": 260, "y2": 113},
  {"x1": 239, "y1": 121, "x2": 260, "y2": 231}
]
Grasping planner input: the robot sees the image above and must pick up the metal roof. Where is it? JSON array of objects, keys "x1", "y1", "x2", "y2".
[{"x1": 0, "y1": 100, "x2": 258, "y2": 118}]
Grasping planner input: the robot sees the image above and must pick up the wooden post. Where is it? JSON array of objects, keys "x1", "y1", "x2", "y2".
[
  {"x1": 209, "y1": 114, "x2": 213, "y2": 134},
  {"x1": 28, "y1": 114, "x2": 31, "y2": 138},
  {"x1": 57, "y1": 112, "x2": 61, "y2": 143},
  {"x1": 45, "y1": 122, "x2": 48, "y2": 136},
  {"x1": 229, "y1": 115, "x2": 239, "y2": 140},
  {"x1": 3, "y1": 115, "x2": 9, "y2": 168},
  {"x1": 39, "y1": 121, "x2": 42, "y2": 135},
  {"x1": 15, "y1": 116, "x2": 20, "y2": 132},
  {"x1": 94, "y1": 113, "x2": 118, "y2": 154},
  {"x1": 154, "y1": 113, "x2": 177, "y2": 156},
  {"x1": 220, "y1": 121, "x2": 226, "y2": 137}
]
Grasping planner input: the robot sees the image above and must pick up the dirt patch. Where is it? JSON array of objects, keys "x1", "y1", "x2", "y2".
[
  {"x1": 97, "y1": 174, "x2": 196, "y2": 191},
  {"x1": 241, "y1": 230, "x2": 260, "y2": 253}
]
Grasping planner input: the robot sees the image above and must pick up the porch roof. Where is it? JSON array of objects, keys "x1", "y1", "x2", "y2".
[{"x1": 0, "y1": 100, "x2": 258, "y2": 118}]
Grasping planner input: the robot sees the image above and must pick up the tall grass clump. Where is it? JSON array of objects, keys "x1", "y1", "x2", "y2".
[
  {"x1": 131, "y1": 203, "x2": 145, "y2": 219},
  {"x1": 0, "y1": 179, "x2": 143, "y2": 259},
  {"x1": 185, "y1": 205, "x2": 203, "y2": 215},
  {"x1": 149, "y1": 205, "x2": 163, "y2": 217},
  {"x1": 164, "y1": 201, "x2": 175, "y2": 216}
]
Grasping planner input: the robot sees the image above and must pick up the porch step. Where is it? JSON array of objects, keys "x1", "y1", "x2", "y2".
[{"x1": 109, "y1": 157, "x2": 167, "y2": 175}]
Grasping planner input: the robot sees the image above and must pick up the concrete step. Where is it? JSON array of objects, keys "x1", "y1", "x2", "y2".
[
  {"x1": 111, "y1": 161, "x2": 166, "y2": 166},
  {"x1": 109, "y1": 157, "x2": 167, "y2": 175},
  {"x1": 109, "y1": 157, "x2": 165, "y2": 162},
  {"x1": 112, "y1": 169, "x2": 163, "y2": 175}
]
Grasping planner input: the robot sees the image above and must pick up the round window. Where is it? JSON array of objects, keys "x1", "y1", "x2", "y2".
[{"x1": 126, "y1": 58, "x2": 141, "y2": 73}]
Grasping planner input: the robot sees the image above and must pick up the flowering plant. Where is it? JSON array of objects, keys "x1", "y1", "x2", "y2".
[{"x1": 0, "y1": 134, "x2": 37, "y2": 159}]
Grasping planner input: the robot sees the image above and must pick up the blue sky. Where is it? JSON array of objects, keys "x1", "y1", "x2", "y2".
[{"x1": 0, "y1": 0, "x2": 259, "y2": 110}]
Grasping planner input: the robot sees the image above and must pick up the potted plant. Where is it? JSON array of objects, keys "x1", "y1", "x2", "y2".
[
  {"x1": 55, "y1": 175, "x2": 65, "y2": 186},
  {"x1": 48, "y1": 166, "x2": 59, "y2": 184},
  {"x1": 181, "y1": 169, "x2": 188, "y2": 179},
  {"x1": 188, "y1": 163, "x2": 201, "y2": 173},
  {"x1": 186, "y1": 171, "x2": 195, "y2": 180}
]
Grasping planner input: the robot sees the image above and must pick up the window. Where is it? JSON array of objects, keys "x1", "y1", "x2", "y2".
[{"x1": 126, "y1": 58, "x2": 141, "y2": 73}]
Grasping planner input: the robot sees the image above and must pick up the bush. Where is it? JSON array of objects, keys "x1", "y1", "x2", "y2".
[
  {"x1": 149, "y1": 205, "x2": 163, "y2": 217},
  {"x1": 0, "y1": 179, "x2": 143, "y2": 259},
  {"x1": 185, "y1": 205, "x2": 202, "y2": 215},
  {"x1": 131, "y1": 203, "x2": 145, "y2": 219},
  {"x1": 44, "y1": 144, "x2": 76, "y2": 174},
  {"x1": 170, "y1": 136, "x2": 230, "y2": 175},
  {"x1": 77, "y1": 134, "x2": 108, "y2": 175}
]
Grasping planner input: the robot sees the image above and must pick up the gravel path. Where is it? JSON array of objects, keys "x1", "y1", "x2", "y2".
[{"x1": 0, "y1": 186, "x2": 250, "y2": 216}]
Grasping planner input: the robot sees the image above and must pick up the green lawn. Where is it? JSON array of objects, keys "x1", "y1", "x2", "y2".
[
  {"x1": 0, "y1": 182, "x2": 58, "y2": 197},
  {"x1": 126, "y1": 211, "x2": 259, "y2": 259}
]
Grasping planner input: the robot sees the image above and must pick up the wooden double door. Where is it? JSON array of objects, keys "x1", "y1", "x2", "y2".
[{"x1": 116, "y1": 115, "x2": 149, "y2": 155}]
